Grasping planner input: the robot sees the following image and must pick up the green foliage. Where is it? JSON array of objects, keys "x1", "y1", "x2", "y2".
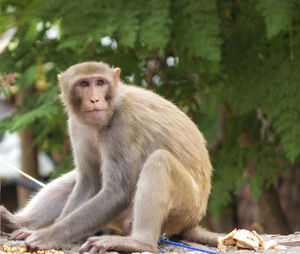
[
  {"x1": 206, "y1": 0, "x2": 300, "y2": 217},
  {"x1": 209, "y1": 144, "x2": 247, "y2": 219},
  {"x1": 220, "y1": 1, "x2": 300, "y2": 162},
  {"x1": 50, "y1": 156, "x2": 74, "y2": 180},
  {"x1": 172, "y1": 0, "x2": 221, "y2": 61},
  {"x1": 248, "y1": 140, "x2": 288, "y2": 199},
  {"x1": 10, "y1": 100, "x2": 59, "y2": 132},
  {"x1": 0, "y1": 0, "x2": 299, "y2": 220},
  {"x1": 257, "y1": 0, "x2": 296, "y2": 38},
  {"x1": 139, "y1": 0, "x2": 171, "y2": 51}
]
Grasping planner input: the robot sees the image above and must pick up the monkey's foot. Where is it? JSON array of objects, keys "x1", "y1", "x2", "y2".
[
  {"x1": 9, "y1": 227, "x2": 33, "y2": 240},
  {"x1": 0, "y1": 206, "x2": 21, "y2": 233},
  {"x1": 25, "y1": 228, "x2": 61, "y2": 252},
  {"x1": 79, "y1": 235, "x2": 156, "y2": 254}
]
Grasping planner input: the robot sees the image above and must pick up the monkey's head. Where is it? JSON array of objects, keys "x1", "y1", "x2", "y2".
[{"x1": 58, "y1": 61, "x2": 120, "y2": 126}]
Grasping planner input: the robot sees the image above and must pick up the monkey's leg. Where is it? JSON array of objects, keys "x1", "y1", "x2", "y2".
[
  {"x1": 1, "y1": 171, "x2": 75, "y2": 236},
  {"x1": 80, "y1": 149, "x2": 201, "y2": 253}
]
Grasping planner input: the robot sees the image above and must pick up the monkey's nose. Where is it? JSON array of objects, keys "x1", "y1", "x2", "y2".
[{"x1": 90, "y1": 98, "x2": 99, "y2": 103}]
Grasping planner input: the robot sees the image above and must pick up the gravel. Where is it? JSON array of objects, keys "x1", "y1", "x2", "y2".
[{"x1": 1, "y1": 232, "x2": 300, "y2": 254}]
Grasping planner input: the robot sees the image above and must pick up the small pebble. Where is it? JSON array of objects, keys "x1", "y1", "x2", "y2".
[{"x1": 132, "y1": 252, "x2": 159, "y2": 254}]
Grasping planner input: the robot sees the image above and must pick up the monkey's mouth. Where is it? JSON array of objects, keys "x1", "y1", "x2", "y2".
[
  {"x1": 85, "y1": 109, "x2": 106, "y2": 113},
  {"x1": 84, "y1": 109, "x2": 107, "y2": 121}
]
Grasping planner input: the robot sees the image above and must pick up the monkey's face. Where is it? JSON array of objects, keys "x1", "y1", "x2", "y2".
[
  {"x1": 71, "y1": 75, "x2": 112, "y2": 124},
  {"x1": 58, "y1": 62, "x2": 121, "y2": 126}
]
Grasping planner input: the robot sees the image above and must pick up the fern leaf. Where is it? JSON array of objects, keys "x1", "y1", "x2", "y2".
[
  {"x1": 139, "y1": 0, "x2": 171, "y2": 51},
  {"x1": 115, "y1": 2, "x2": 139, "y2": 48},
  {"x1": 257, "y1": 0, "x2": 295, "y2": 38},
  {"x1": 172, "y1": 0, "x2": 221, "y2": 61},
  {"x1": 10, "y1": 103, "x2": 59, "y2": 132}
]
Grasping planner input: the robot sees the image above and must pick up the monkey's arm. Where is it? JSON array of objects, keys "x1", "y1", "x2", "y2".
[
  {"x1": 55, "y1": 170, "x2": 98, "y2": 222},
  {"x1": 25, "y1": 161, "x2": 130, "y2": 250},
  {"x1": 1, "y1": 171, "x2": 75, "y2": 234}
]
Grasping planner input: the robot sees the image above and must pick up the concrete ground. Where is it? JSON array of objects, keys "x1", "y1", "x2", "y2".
[{"x1": 1, "y1": 232, "x2": 300, "y2": 254}]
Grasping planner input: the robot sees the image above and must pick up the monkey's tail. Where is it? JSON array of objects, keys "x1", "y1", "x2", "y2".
[{"x1": 182, "y1": 226, "x2": 223, "y2": 247}]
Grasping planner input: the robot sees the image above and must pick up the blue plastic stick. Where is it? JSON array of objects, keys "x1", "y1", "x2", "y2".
[{"x1": 158, "y1": 236, "x2": 221, "y2": 254}]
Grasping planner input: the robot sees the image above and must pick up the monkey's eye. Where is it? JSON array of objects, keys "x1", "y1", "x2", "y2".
[
  {"x1": 79, "y1": 81, "x2": 89, "y2": 87},
  {"x1": 97, "y1": 79, "x2": 105, "y2": 86}
]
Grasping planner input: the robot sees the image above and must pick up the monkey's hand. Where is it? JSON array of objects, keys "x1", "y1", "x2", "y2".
[
  {"x1": 79, "y1": 235, "x2": 155, "y2": 254},
  {"x1": 0, "y1": 206, "x2": 21, "y2": 233},
  {"x1": 25, "y1": 228, "x2": 61, "y2": 251},
  {"x1": 9, "y1": 227, "x2": 33, "y2": 240}
]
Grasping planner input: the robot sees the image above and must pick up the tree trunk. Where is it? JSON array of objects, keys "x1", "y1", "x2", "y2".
[
  {"x1": 16, "y1": 89, "x2": 39, "y2": 208},
  {"x1": 257, "y1": 184, "x2": 291, "y2": 234},
  {"x1": 17, "y1": 126, "x2": 38, "y2": 208}
]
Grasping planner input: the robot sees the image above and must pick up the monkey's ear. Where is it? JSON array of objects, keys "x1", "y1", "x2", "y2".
[
  {"x1": 57, "y1": 74, "x2": 63, "y2": 88},
  {"x1": 57, "y1": 74, "x2": 62, "y2": 82},
  {"x1": 113, "y1": 68, "x2": 121, "y2": 87}
]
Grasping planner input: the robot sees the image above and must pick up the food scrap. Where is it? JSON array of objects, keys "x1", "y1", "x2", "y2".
[
  {"x1": 218, "y1": 229, "x2": 286, "y2": 252},
  {"x1": 0, "y1": 244, "x2": 64, "y2": 254}
]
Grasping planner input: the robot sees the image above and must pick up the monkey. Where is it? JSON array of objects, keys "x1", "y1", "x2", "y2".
[
  {"x1": 0, "y1": 61, "x2": 220, "y2": 253},
  {"x1": 1, "y1": 171, "x2": 75, "y2": 235}
]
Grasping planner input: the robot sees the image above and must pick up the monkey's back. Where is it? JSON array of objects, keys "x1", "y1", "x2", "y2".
[{"x1": 116, "y1": 84, "x2": 212, "y2": 202}]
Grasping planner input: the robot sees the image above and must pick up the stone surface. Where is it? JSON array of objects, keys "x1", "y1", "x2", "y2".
[{"x1": 1, "y1": 232, "x2": 300, "y2": 253}]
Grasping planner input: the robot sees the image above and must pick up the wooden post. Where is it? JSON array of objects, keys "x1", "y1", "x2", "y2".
[
  {"x1": 16, "y1": 89, "x2": 39, "y2": 208},
  {"x1": 17, "y1": 127, "x2": 38, "y2": 208}
]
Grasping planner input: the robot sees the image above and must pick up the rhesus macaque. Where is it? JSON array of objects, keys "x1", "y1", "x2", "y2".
[{"x1": 0, "y1": 61, "x2": 220, "y2": 253}]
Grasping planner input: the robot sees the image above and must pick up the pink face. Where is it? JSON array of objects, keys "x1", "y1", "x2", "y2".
[{"x1": 73, "y1": 75, "x2": 112, "y2": 123}]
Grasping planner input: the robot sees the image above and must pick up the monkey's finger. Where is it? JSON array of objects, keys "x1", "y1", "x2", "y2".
[
  {"x1": 16, "y1": 231, "x2": 32, "y2": 240},
  {"x1": 98, "y1": 246, "x2": 109, "y2": 254},
  {"x1": 13, "y1": 232, "x2": 25, "y2": 240},
  {"x1": 8, "y1": 232, "x2": 18, "y2": 240},
  {"x1": 79, "y1": 241, "x2": 92, "y2": 253},
  {"x1": 11, "y1": 229, "x2": 32, "y2": 240},
  {"x1": 25, "y1": 238, "x2": 38, "y2": 252},
  {"x1": 99, "y1": 248, "x2": 107, "y2": 254},
  {"x1": 9, "y1": 229, "x2": 25, "y2": 240},
  {"x1": 87, "y1": 237, "x2": 100, "y2": 242},
  {"x1": 93, "y1": 241, "x2": 109, "y2": 254},
  {"x1": 25, "y1": 234, "x2": 34, "y2": 242},
  {"x1": 88, "y1": 246, "x2": 99, "y2": 254},
  {"x1": 25, "y1": 242, "x2": 38, "y2": 253},
  {"x1": 9, "y1": 229, "x2": 19, "y2": 239}
]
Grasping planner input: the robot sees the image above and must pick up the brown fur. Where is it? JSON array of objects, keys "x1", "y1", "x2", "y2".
[{"x1": 1, "y1": 62, "x2": 218, "y2": 253}]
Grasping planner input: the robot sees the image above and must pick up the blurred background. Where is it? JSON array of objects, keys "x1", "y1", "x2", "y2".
[{"x1": 0, "y1": 0, "x2": 299, "y2": 235}]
